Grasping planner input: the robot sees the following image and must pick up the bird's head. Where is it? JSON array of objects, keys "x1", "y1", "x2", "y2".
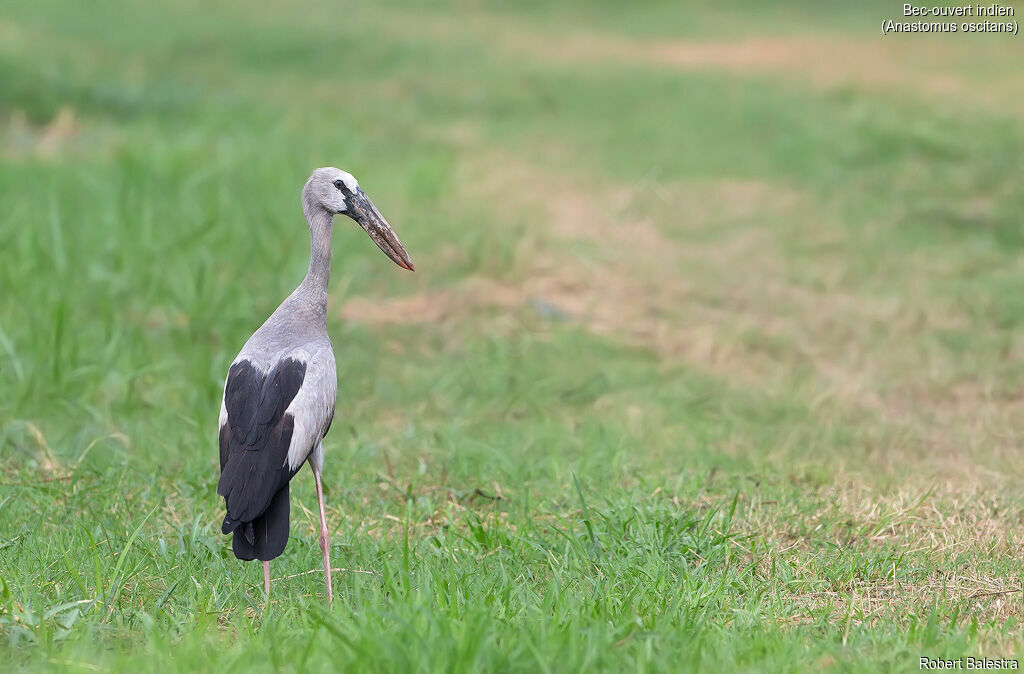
[{"x1": 304, "y1": 166, "x2": 414, "y2": 271}]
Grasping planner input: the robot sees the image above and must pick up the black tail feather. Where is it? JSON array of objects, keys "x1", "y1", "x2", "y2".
[
  {"x1": 222, "y1": 515, "x2": 241, "y2": 535},
  {"x1": 231, "y1": 484, "x2": 290, "y2": 562}
]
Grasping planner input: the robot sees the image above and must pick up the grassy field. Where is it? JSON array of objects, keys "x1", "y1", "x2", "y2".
[{"x1": 3, "y1": 0, "x2": 1024, "y2": 670}]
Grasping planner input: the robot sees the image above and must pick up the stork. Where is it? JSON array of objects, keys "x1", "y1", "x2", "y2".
[{"x1": 217, "y1": 167, "x2": 413, "y2": 603}]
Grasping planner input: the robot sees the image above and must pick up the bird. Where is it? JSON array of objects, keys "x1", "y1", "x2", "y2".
[{"x1": 217, "y1": 167, "x2": 413, "y2": 603}]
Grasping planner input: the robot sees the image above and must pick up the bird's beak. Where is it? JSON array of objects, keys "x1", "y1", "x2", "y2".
[{"x1": 346, "y1": 190, "x2": 415, "y2": 271}]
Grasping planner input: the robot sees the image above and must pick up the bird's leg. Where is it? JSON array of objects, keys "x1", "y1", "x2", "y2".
[
  {"x1": 313, "y1": 468, "x2": 334, "y2": 603},
  {"x1": 264, "y1": 560, "x2": 271, "y2": 598}
]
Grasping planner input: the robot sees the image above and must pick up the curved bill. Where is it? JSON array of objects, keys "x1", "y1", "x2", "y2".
[{"x1": 347, "y1": 189, "x2": 415, "y2": 271}]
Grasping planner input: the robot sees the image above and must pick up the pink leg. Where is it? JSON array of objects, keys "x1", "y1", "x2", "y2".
[
  {"x1": 263, "y1": 560, "x2": 271, "y2": 598},
  {"x1": 313, "y1": 469, "x2": 334, "y2": 603}
]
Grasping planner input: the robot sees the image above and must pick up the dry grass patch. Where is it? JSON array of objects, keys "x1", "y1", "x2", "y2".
[
  {"x1": 379, "y1": 7, "x2": 1024, "y2": 114},
  {"x1": 340, "y1": 145, "x2": 1023, "y2": 484},
  {"x1": 2, "y1": 107, "x2": 85, "y2": 159},
  {"x1": 786, "y1": 576, "x2": 1022, "y2": 628},
  {"x1": 734, "y1": 484, "x2": 1024, "y2": 625},
  {"x1": 342, "y1": 151, "x2": 804, "y2": 370}
]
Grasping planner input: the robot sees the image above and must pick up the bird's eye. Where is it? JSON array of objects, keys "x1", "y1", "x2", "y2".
[{"x1": 332, "y1": 179, "x2": 344, "y2": 191}]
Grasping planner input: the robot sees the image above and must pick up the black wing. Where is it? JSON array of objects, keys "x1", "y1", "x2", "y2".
[{"x1": 217, "y1": 357, "x2": 306, "y2": 556}]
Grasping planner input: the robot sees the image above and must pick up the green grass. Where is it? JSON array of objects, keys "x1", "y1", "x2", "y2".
[{"x1": 3, "y1": 0, "x2": 1024, "y2": 671}]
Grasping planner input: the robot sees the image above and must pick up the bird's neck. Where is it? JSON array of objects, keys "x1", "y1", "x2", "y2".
[{"x1": 297, "y1": 204, "x2": 333, "y2": 325}]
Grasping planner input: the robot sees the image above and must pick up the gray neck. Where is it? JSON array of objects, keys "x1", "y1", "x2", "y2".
[{"x1": 296, "y1": 196, "x2": 334, "y2": 325}]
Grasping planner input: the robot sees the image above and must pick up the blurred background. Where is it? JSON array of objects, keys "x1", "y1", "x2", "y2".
[
  {"x1": 3, "y1": 0, "x2": 1022, "y2": 474},
  {"x1": 2, "y1": 0, "x2": 1024, "y2": 669}
]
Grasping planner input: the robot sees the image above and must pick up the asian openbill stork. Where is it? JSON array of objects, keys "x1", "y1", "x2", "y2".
[{"x1": 217, "y1": 167, "x2": 413, "y2": 602}]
